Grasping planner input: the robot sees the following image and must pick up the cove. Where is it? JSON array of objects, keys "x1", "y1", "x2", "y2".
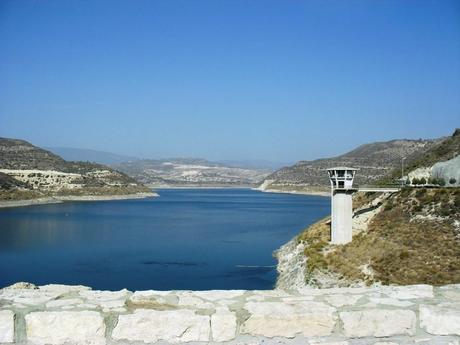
[{"x1": 0, "y1": 188, "x2": 329, "y2": 290}]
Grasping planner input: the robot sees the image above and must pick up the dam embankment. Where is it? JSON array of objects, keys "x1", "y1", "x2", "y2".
[{"x1": 1, "y1": 283, "x2": 459, "y2": 344}]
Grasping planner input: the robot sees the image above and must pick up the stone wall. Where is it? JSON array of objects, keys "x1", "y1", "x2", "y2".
[{"x1": 0, "y1": 283, "x2": 459, "y2": 344}]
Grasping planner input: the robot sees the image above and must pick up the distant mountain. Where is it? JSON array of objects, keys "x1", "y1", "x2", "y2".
[
  {"x1": 113, "y1": 158, "x2": 270, "y2": 187},
  {"x1": 217, "y1": 159, "x2": 290, "y2": 171},
  {"x1": 0, "y1": 138, "x2": 151, "y2": 201},
  {"x1": 259, "y1": 137, "x2": 443, "y2": 193},
  {"x1": 46, "y1": 147, "x2": 139, "y2": 165}
]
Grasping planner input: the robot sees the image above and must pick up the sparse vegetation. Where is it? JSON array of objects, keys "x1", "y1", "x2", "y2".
[
  {"x1": 263, "y1": 138, "x2": 441, "y2": 190},
  {"x1": 0, "y1": 137, "x2": 152, "y2": 202},
  {"x1": 297, "y1": 218, "x2": 330, "y2": 274},
  {"x1": 296, "y1": 188, "x2": 460, "y2": 286}
]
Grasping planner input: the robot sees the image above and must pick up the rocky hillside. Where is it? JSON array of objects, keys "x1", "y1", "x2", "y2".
[
  {"x1": 46, "y1": 146, "x2": 139, "y2": 165},
  {"x1": 0, "y1": 138, "x2": 153, "y2": 202},
  {"x1": 277, "y1": 188, "x2": 460, "y2": 289},
  {"x1": 260, "y1": 138, "x2": 442, "y2": 193},
  {"x1": 383, "y1": 129, "x2": 460, "y2": 186},
  {"x1": 113, "y1": 158, "x2": 270, "y2": 187},
  {"x1": 276, "y1": 130, "x2": 460, "y2": 289}
]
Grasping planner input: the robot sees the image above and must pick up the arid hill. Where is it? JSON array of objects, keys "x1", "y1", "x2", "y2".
[
  {"x1": 0, "y1": 138, "x2": 152, "y2": 201},
  {"x1": 260, "y1": 138, "x2": 442, "y2": 193},
  {"x1": 276, "y1": 130, "x2": 460, "y2": 289},
  {"x1": 113, "y1": 158, "x2": 270, "y2": 187}
]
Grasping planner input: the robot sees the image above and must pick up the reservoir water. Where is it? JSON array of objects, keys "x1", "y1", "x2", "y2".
[{"x1": 0, "y1": 189, "x2": 329, "y2": 290}]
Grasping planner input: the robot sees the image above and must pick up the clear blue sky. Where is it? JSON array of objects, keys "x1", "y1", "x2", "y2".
[{"x1": 1, "y1": 0, "x2": 459, "y2": 162}]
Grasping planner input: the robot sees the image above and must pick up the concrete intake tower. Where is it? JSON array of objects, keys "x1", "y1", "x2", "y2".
[{"x1": 327, "y1": 167, "x2": 358, "y2": 244}]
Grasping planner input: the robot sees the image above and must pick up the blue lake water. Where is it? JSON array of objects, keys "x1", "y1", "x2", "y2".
[{"x1": 0, "y1": 189, "x2": 329, "y2": 290}]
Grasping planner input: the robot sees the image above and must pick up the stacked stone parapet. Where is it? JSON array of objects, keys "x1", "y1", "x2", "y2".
[{"x1": 0, "y1": 283, "x2": 459, "y2": 344}]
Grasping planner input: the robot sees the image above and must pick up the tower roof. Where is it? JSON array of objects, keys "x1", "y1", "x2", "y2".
[{"x1": 326, "y1": 167, "x2": 359, "y2": 171}]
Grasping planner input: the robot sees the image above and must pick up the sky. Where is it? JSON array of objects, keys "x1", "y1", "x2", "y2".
[{"x1": 0, "y1": 0, "x2": 459, "y2": 163}]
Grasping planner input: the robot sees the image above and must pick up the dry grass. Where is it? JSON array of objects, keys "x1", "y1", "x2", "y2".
[
  {"x1": 297, "y1": 188, "x2": 460, "y2": 286},
  {"x1": 297, "y1": 217, "x2": 331, "y2": 273},
  {"x1": 0, "y1": 189, "x2": 43, "y2": 201}
]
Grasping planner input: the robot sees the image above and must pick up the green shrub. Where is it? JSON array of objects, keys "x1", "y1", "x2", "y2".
[
  {"x1": 420, "y1": 177, "x2": 427, "y2": 185},
  {"x1": 438, "y1": 178, "x2": 446, "y2": 186},
  {"x1": 449, "y1": 178, "x2": 457, "y2": 185}
]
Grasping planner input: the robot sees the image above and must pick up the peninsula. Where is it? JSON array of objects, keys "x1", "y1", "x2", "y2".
[{"x1": 0, "y1": 138, "x2": 156, "y2": 208}]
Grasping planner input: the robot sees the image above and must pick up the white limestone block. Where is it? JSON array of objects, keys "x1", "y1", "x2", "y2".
[
  {"x1": 39, "y1": 284, "x2": 91, "y2": 293},
  {"x1": 0, "y1": 289, "x2": 62, "y2": 306},
  {"x1": 176, "y1": 293, "x2": 215, "y2": 309},
  {"x1": 79, "y1": 289, "x2": 130, "y2": 302},
  {"x1": 129, "y1": 290, "x2": 178, "y2": 306},
  {"x1": 25, "y1": 311, "x2": 106, "y2": 345},
  {"x1": 0, "y1": 310, "x2": 15, "y2": 343},
  {"x1": 366, "y1": 297, "x2": 413, "y2": 307},
  {"x1": 340, "y1": 309, "x2": 416, "y2": 337},
  {"x1": 296, "y1": 286, "x2": 374, "y2": 296},
  {"x1": 241, "y1": 301, "x2": 336, "y2": 338},
  {"x1": 192, "y1": 289, "x2": 246, "y2": 301},
  {"x1": 380, "y1": 285, "x2": 433, "y2": 299},
  {"x1": 45, "y1": 298, "x2": 85, "y2": 308},
  {"x1": 324, "y1": 294, "x2": 362, "y2": 307},
  {"x1": 112, "y1": 309, "x2": 210, "y2": 343},
  {"x1": 419, "y1": 304, "x2": 460, "y2": 335},
  {"x1": 280, "y1": 296, "x2": 315, "y2": 303},
  {"x1": 211, "y1": 307, "x2": 237, "y2": 342},
  {"x1": 79, "y1": 289, "x2": 129, "y2": 309}
]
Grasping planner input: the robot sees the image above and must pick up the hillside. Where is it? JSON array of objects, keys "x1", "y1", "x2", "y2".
[
  {"x1": 276, "y1": 130, "x2": 460, "y2": 289},
  {"x1": 277, "y1": 188, "x2": 460, "y2": 289},
  {"x1": 113, "y1": 158, "x2": 270, "y2": 187},
  {"x1": 46, "y1": 147, "x2": 139, "y2": 165},
  {"x1": 0, "y1": 138, "x2": 153, "y2": 203},
  {"x1": 259, "y1": 138, "x2": 442, "y2": 194},
  {"x1": 382, "y1": 128, "x2": 460, "y2": 186}
]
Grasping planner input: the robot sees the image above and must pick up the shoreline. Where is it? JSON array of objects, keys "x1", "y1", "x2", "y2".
[
  {"x1": 254, "y1": 187, "x2": 330, "y2": 197},
  {"x1": 148, "y1": 185, "x2": 254, "y2": 189},
  {"x1": 0, "y1": 192, "x2": 158, "y2": 209}
]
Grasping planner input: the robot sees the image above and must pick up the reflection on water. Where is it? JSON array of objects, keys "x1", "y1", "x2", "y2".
[{"x1": 0, "y1": 189, "x2": 329, "y2": 290}]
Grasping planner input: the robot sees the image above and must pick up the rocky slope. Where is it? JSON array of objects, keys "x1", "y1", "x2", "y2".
[
  {"x1": 0, "y1": 138, "x2": 154, "y2": 204},
  {"x1": 391, "y1": 128, "x2": 460, "y2": 186},
  {"x1": 260, "y1": 137, "x2": 442, "y2": 193},
  {"x1": 276, "y1": 130, "x2": 460, "y2": 289},
  {"x1": 277, "y1": 187, "x2": 460, "y2": 289},
  {"x1": 112, "y1": 158, "x2": 270, "y2": 187},
  {"x1": 46, "y1": 146, "x2": 139, "y2": 165}
]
